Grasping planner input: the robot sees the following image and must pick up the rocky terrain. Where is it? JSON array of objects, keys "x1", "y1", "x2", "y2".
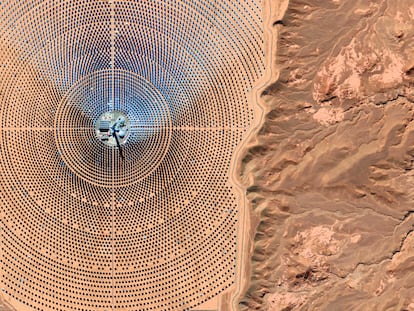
[{"x1": 240, "y1": 0, "x2": 414, "y2": 310}]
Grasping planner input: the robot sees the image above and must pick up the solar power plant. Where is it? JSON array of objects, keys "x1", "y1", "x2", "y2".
[{"x1": 0, "y1": 0, "x2": 266, "y2": 310}]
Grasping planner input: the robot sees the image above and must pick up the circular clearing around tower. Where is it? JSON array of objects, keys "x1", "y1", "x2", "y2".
[{"x1": 95, "y1": 110, "x2": 130, "y2": 147}]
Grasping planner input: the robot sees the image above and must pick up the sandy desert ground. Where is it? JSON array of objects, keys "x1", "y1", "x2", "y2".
[{"x1": 240, "y1": 0, "x2": 414, "y2": 310}]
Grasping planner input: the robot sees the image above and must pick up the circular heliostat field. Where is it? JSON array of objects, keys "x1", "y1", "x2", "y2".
[
  {"x1": 54, "y1": 69, "x2": 172, "y2": 187},
  {"x1": 0, "y1": 0, "x2": 265, "y2": 310}
]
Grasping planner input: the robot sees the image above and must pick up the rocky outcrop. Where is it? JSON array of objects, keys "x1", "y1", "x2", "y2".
[{"x1": 240, "y1": 0, "x2": 414, "y2": 310}]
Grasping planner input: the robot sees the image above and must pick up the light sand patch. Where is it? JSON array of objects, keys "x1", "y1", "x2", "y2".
[{"x1": 313, "y1": 107, "x2": 345, "y2": 126}]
